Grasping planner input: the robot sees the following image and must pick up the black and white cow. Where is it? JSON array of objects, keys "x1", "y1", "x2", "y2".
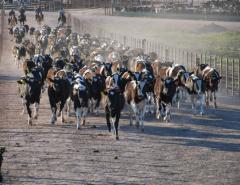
[
  {"x1": 17, "y1": 74, "x2": 42, "y2": 125},
  {"x1": 72, "y1": 74, "x2": 89, "y2": 129},
  {"x1": 185, "y1": 74, "x2": 206, "y2": 115},
  {"x1": 47, "y1": 70, "x2": 71, "y2": 124},
  {"x1": 154, "y1": 77, "x2": 177, "y2": 122}
]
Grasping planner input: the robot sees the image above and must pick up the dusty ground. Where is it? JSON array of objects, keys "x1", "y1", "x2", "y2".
[{"x1": 0, "y1": 11, "x2": 240, "y2": 185}]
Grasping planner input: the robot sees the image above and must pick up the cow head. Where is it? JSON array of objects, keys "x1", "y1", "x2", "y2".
[
  {"x1": 186, "y1": 75, "x2": 205, "y2": 95},
  {"x1": 207, "y1": 71, "x2": 221, "y2": 91},
  {"x1": 48, "y1": 77, "x2": 63, "y2": 93},
  {"x1": 162, "y1": 77, "x2": 177, "y2": 97},
  {"x1": 136, "y1": 79, "x2": 147, "y2": 99}
]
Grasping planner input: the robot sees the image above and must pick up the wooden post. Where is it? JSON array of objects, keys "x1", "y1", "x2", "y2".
[
  {"x1": 232, "y1": 59, "x2": 234, "y2": 96},
  {"x1": 226, "y1": 58, "x2": 228, "y2": 94},
  {"x1": 238, "y1": 59, "x2": 240, "y2": 96},
  {"x1": 142, "y1": 39, "x2": 146, "y2": 52},
  {"x1": 220, "y1": 57, "x2": 223, "y2": 92},
  {"x1": 190, "y1": 52, "x2": 193, "y2": 70},
  {"x1": 214, "y1": 56, "x2": 217, "y2": 69}
]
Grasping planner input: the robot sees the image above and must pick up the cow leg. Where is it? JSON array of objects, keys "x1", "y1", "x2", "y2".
[
  {"x1": 105, "y1": 106, "x2": 111, "y2": 132},
  {"x1": 95, "y1": 98, "x2": 101, "y2": 116},
  {"x1": 200, "y1": 94, "x2": 205, "y2": 115},
  {"x1": 51, "y1": 107, "x2": 57, "y2": 124},
  {"x1": 33, "y1": 103, "x2": 39, "y2": 119},
  {"x1": 156, "y1": 97, "x2": 161, "y2": 119},
  {"x1": 213, "y1": 91, "x2": 217, "y2": 108},
  {"x1": 128, "y1": 105, "x2": 134, "y2": 126},
  {"x1": 111, "y1": 117, "x2": 116, "y2": 136},
  {"x1": 191, "y1": 95, "x2": 197, "y2": 115},
  {"x1": 76, "y1": 107, "x2": 81, "y2": 130},
  {"x1": 26, "y1": 102, "x2": 32, "y2": 125},
  {"x1": 135, "y1": 109, "x2": 140, "y2": 128},
  {"x1": 140, "y1": 110, "x2": 145, "y2": 132},
  {"x1": 163, "y1": 104, "x2": 171, "y2": 122},
  {"x1": 82, "y1": 107, "x2": 88, "y2": 126},
  {"x1": 21, "y1": 98, "x2": 26, "y2": 115},
  {"x1": 205, "y1": 91, "x2": 210, "y2": 108},
  {"x1": 160, "y1": 103, "x2": 166, "y2": 119},
  {"x1": 61, "y1": 104, "x2": 66, "y2": 124},
  {"x1": 114, "y1": 113, "x2": 120, "y2": 140},
  {"x1": 66, "y1": 97, "x2": 72, "y2": 118}
]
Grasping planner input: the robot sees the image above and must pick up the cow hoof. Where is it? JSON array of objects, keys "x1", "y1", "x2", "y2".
[
  {"x1": 141, "y1": 128, "x2": 144, "y2": 132},
  {"x1": 77, "y1": 124, "x2": 80, "y2": 130},
  {"x1": 28, "y1": 120, "x2": 32, "y2": 125},
  {"x1": 116, "y1": 136, "x2": 119, "y2": 140},
  {"x1": 200, "y1": 112, "x2": 204, "y2": 116},
  {"x1": 33, "y1": 115, "x2": 38, "y2": 120}
]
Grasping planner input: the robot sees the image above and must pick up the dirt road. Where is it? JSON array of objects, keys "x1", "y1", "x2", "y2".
[{"x1": 0, "y1": 11, "x2": 240, "y2": 185}]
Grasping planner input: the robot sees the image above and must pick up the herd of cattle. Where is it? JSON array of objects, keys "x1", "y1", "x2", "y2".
[{"x1": 7, "y1": 16, "x2": 222, "y2": 140}]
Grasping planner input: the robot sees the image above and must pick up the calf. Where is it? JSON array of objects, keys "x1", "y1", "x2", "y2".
[{"x1": 154, "y1": 77, "x2": 177, "y2": 122}]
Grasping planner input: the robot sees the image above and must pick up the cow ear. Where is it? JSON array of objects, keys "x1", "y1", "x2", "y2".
[
  {"x1": 17, "y1": 80, "x2": 23, "y2": 84},
  {"x1": 17, "y1": 79, "x2": 25, "y2": 84},
  {"x1": 189, "y1": 72, "x2": 194, "y2": 76}
]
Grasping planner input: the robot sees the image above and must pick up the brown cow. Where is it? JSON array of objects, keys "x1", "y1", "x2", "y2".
[{"x1": 194, "y1": 64, "x2": 221, "y2": 108}]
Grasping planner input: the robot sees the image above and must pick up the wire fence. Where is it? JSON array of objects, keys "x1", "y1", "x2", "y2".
[{"x1": 67, "y1": 13, "x2": 240, "y2": 96}]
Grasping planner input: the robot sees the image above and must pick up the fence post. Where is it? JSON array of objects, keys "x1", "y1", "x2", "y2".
[
  {"x1": 195, "y1": 53, "x2": 198, "y2": 66},
  {"x1": 214, "y1": 56, "x2": 217, "y2": 69},
  {"x1": 142, "y1": 39, "x2": 146, "y2": 52},
  {"x1": 220, "y1": 57, "x2": 223, "y2": 92},
  {"x1": 232, "y1": 59, "x2": 234, "y2": 96},
  {"x1": 226, "y1": 58, "x2": 228, "y2": 95},
  {"x1": 238, "y1": 59, "x2": 240, "y2": 96},
  {"x1": 186, "y1": 51, "x2": 189, "y2": 69},
  {"x1": 190, "y1": 52, "x2": 193, "y2": 70}
]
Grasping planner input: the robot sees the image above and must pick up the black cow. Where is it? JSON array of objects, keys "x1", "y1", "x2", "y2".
[
  {"x1": 17, "y1": 74, "x2": 42, "y2": 125},
  {"x1": 47, "y1": 72, "x2": 71, "y2": 124},
  {"x1": 104, "y1": 88, "x2": 125, "y2": 140}
]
